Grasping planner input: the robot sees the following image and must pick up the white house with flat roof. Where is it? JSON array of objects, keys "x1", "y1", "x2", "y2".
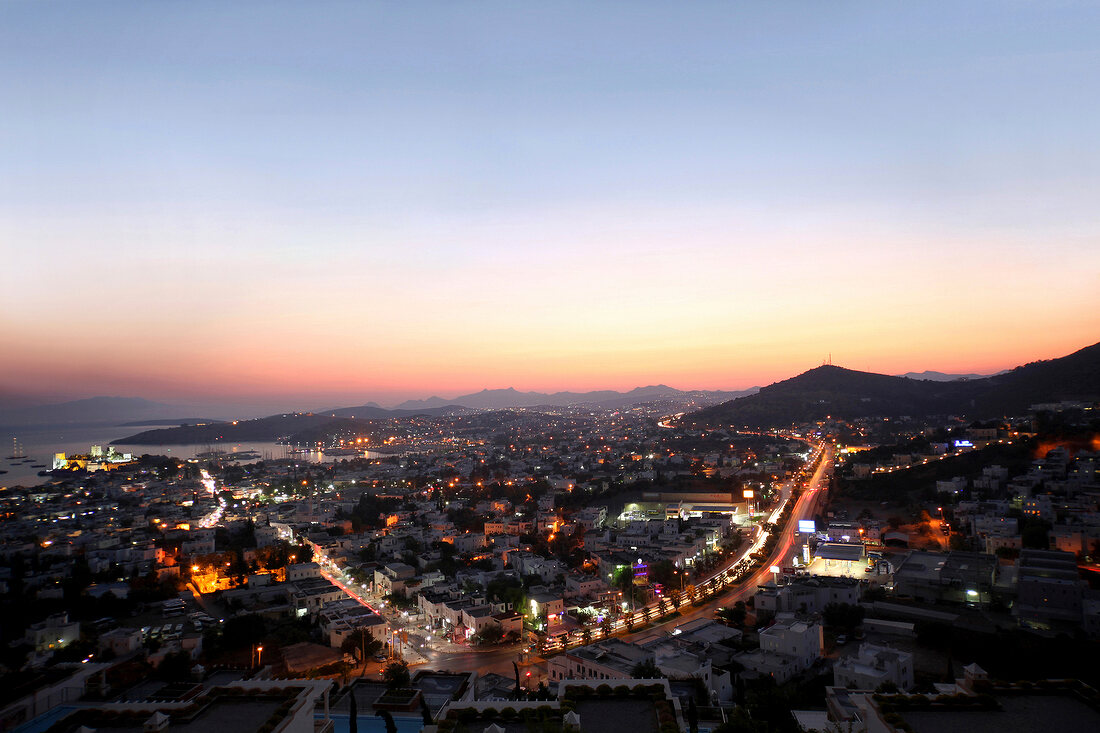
[
  {"x1": 759, "y1": 613, "x2": 823, "y2": 669},
  {"x1": 833, "y1": 642, "x2": 914, "y2": 692}
]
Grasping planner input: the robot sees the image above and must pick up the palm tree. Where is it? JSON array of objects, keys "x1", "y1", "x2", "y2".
[{"x1": 377, "y1": 711, "x2": 397, "y2": 733}]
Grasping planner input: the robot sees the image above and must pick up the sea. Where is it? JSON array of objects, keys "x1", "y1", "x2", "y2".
[{"x1": 0, "y1": 423, "x2": 385, "y2": 489}]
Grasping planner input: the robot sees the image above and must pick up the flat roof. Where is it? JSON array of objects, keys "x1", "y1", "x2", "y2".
[
  {"x1": 574, "y1": 698, "x2": 660, "y2": 733},
  {"x1": 901, "y1": 694, "x2": 1100, "y2": 733},
  {"x1": 815, "y1": 543, "x2": 864, "y2": 562}
]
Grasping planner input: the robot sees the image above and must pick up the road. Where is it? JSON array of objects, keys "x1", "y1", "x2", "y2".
[
  {"x1": 533, "y1": 440, "x2": 830, "y2": 654},
  {"x1": 298, "y1": 440, "x2": 832, "y2": 677},
  {"x1": 423, "y1": 643, "x2": 544, "y2": 682},
  {"x1": 623, "y1": 443, "x2": 832, "y2": 635}
]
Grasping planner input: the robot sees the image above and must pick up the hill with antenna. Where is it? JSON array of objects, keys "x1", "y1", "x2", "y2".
[{"x1": 687, "y1": 341, "x2": 1100, "y2": 428}]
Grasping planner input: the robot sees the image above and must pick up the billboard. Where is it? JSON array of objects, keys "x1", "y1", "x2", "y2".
[{"x1": 797, "y1": 520, "x2": 816, "y2": 534}]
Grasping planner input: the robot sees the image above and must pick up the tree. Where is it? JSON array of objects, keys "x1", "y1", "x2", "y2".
[
  {"x1": 712, "y1": 706, "x2": 758, "y2": 733},
  {"x1": 630, "y1": 659, "x2": 664, "y2": 679},
  {"x1": 341, "y1": 628, "x2": 382, "y2": 663},
  {"x1": 717, "y1": 602, "x2": 747, "y2": 628},
  {"x1": 822, "y1": 603, "x2": 864, "y2": 631},
  {"x1": 377, "y1": 710, "x2": 398, "y2": 733},
  {"x1": 476, "y1": 625, "x2": 504, "y2": 645},
  {"x1": 155, "y1": 651, "x2": 194, "y2": 682},
  {"x1": 382, "y1": 660, "x2": 410, "y2": 689},
  {"x1": 219, "y1": 614, "x2": 267, "y2": 650},
  {"x1": 1021, "y1": 520, "x2": 1051, "y2": 549}
]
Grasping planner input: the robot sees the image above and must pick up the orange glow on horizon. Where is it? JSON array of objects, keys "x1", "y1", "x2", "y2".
[{"x1": 5, "y1": 330, "x2": 1095, "y2": 408}]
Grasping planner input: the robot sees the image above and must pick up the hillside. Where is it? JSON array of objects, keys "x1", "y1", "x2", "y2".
[
  {"x1": 688, "y1": 341, "x2": 1100, "y2": 428},
  {"x1": 113, "y1": 403, "x2": 478, "y2": 445},
  {"x1": 391, "y1": 385, "x2": 755, "y2": 411},
  {"x1": 896, "y1": 370, "x2": 999, "y2": 381},
  {"x1": 319, "y1": 404, "x2": 474, "y2": 419},
  {"x1": 0, "y1": 396, "x2": 190, "y2": 427},
  {"x1": 112, "y1": 413, "x2": 360, "y2": 445},
  {"x1": 967, "y1": 342, "x2": 1100, "y2": 415}
]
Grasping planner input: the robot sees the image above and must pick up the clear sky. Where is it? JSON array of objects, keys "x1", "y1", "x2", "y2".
[{"x1": 2, "y1": 1, "x2": 1098, "y2": 412}]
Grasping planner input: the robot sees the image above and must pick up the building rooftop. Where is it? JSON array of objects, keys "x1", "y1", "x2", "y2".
[
  {"x1": 815, "y1": 543, "x2": 864, "y2": 562},
  {"x1": 900, "y1": 694, "x2": 1100, "y2": 733}
]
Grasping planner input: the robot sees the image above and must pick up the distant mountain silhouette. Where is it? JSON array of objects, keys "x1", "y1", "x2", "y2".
[
  {"x1": 320, "y1": 404, "x2": 473, "y2": 419},
  {"x1": 392, "y1": 385, "x2": 755, "y2": 410},
  {"x1": 0, "y1": 396, "x2": 190, "y2": 427},
  {"x1": 689, "y1": 342, "x2": 1100, "y2": 427},
  {"x1": 393, "y1": 396, "x2": 450, "y2": 410},
  {"x1": 897, "y1": 370, "x2": 1003, "y2": 382},
  {"x1": 116, "y1": 404, "x2": 475, "y2": 445},
  {"x1": 118, "y1": 418, "x2": 225, "y2": 427},
  {"x1": 114, "y1": 413, "x2": 356, "y2": 445}
]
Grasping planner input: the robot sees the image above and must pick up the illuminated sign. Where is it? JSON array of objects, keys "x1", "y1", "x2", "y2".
[
  {"x1": 742, "y1": 489, "x2": 755, "y2": 499},
  {"x1": 798, "y1": 520, "x2": 816, "y2": 533},
  {"x1": 954, "y1": 439, "x2": 974, "y2": 448}
]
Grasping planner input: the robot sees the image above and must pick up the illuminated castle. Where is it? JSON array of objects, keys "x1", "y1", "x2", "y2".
[{"x1": 52, "y1": 445, "x2": 135, "y2": 472}]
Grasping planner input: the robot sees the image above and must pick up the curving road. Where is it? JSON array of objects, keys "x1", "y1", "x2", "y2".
[
  {"x1": 303, "y1": 440, "x2": 832, "y2": 677},
  {"x1": 538, "y1": 441, "x2": 831, "y2": 653},
  {"x1": 623, "y1": 443, "x2": 832, "y2": 636}
]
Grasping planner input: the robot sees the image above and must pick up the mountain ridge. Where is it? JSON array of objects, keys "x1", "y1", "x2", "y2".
[
  {"x1": 392, "y1": 385, "x2": 755, "y2": 410},
  {"x1": 0, "y1": 396, "x2": 195, "y2": 427},
  {"x1": 688, "y1": 342, "x2": 1100, "y2": 428},
  {"x1": 896, "y1": 370, "x2": 1003, "y2": 382}
]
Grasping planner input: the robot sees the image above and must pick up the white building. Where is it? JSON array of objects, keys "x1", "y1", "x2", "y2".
[
  {"x1": 833, "y1": 643, "x2": 915, "y2": 692},
  {"x1": 735, "y1": 614, "x2": 823, "y2": 683},
  {"x1": 25, "y1": 613, "x2": 80, "y2": 652},
  {"x1": 759, "y1": 614, "x2": 823, "y2": 669},
  {"x1": 285, "y1": 562, "x2": 322, "y2": 582},
  {"x1": 754, "y1": 577, "x2": 860, "y2": 616}
]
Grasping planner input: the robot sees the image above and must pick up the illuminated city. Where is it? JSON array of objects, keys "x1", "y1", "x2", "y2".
[{"x1": 2, "y1": 3, "x2": 1099, "y2": 733}]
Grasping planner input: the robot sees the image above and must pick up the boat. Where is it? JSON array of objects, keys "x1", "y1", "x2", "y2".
[
  {"x1": 7, "y1": 438, "x2": 26, "y2": 460},
  {"x1": 322, "y1": 447, "x2": 361, "y2": 456}
]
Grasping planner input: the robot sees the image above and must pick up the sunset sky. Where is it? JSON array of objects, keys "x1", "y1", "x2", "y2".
[{"x1": 2, "y1": 1, "x2": 1099, "y2": 413}]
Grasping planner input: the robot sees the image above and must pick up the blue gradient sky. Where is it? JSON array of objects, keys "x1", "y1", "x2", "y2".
[{"x1": 2, "y1": 1, "x2": 1098, "y2": 411}]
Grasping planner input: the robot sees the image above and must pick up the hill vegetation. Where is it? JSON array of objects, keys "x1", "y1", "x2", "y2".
[
  {"x1": 111, "y1": 413, "x2": 360, "y2": 445},
  {"x1": 688, "y1": 341, "x2": 1100, "y2": 427}
]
